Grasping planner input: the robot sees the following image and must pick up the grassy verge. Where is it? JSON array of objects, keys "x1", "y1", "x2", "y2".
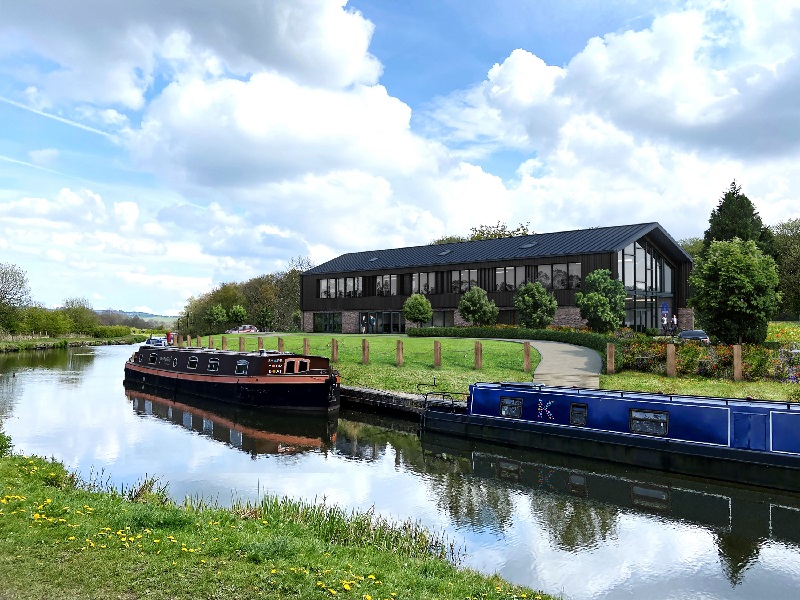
[
  {"x1": 0, "y1": 442, "x2": 548, "y2": 600},
  {"x1": 602, "y1": 371, "x2": 800, "y2": 401},
  {"x1": 210, "y1": 334, "x2": 541, "y2": 396},
  {"x1": 0, "y1": 334, "x2": 148, "y2": 353}
]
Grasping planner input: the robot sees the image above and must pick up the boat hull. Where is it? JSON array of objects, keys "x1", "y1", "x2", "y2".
[
  {"x1": 124, "y1": 362, "x2": 340, "y2": 413},
  {"x1": 423, "y1": 382, "x2": 800, "y2": 492}
]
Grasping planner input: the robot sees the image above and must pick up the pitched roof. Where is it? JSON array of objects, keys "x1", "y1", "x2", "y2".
[{"x1": 305, "y1": 222, "x2": 692, "y2": 275}]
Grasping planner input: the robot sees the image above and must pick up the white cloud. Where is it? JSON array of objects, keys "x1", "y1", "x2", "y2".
[{"x1": 28, "y1": 148, "x2": 59, "y2": 166}]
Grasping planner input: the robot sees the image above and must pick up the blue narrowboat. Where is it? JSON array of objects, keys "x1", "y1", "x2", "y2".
[{"x1": 422, "y1": 382, "x2": 800, "y2": 492}]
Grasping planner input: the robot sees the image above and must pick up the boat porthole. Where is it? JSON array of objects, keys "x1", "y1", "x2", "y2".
[
  {"x1": 138, "y1": 355, "x2": 142, "y2": 363},
  {"x1": 173, "y1": 358, "x2": 178, "y2": 368}
]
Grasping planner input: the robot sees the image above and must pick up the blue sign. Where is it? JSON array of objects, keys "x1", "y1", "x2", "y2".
[{"x1": 661, "y1": 302, "x2": 669, "y2": 314}]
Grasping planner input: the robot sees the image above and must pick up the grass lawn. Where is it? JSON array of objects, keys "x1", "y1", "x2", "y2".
[
  {"x1": 0, "y1": 450, "x2": 549, "y2": 600},
  {"x1": 204, "y1": 333, "x2": 541, "y2": 397}
]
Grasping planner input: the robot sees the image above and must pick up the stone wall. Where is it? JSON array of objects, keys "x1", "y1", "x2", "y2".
[
  {"x1": 342, "y1": 310, "x2": 359, "y2": 333},
  {"x1": 554, "y1": 306, "x2": 585, "y2": 328},
  {"x1": 678, "y1": 307, "x2": 695, "y2": 331},
  {"x1": 301, "y1": 311, "x2": 313, "y2": 333}
]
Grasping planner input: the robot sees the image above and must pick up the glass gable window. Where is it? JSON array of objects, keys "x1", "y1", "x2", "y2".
[{"x1": 616, "y1": 239, "x2": 677, "y2": 331}]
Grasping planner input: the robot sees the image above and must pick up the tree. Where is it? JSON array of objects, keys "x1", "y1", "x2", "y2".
[
  {"x1": 205, "y1": 304, "x2": 228, "y2": 332},
  {"x1": 457, "y1": 287, "x2": 498, "y2": 326},
  {"x1": 575, "y1": 269, "x2": 625, "y2": 333},
  {"x1": 0, "y1": 262, "x2": 31, "y2": 331},
  {"x1": 228, "y1": 304, "x2": 247, "y2": 325},
  {"x1": 678, "y1": 237, "x2": 704, "y2": 260},
  {"x1": 469, "y1": 221, "x2": 532, "y2": 240},
  {"x1": 60, "y1": 297, "x2": 98, "y2": 335},
  {"x1": 771, "y1": 218, "x2": 800, "y2": 318},
  {"x1": 689, "y1": 239, "x2": 780, "y2": 344},
  {"x1": 403, "y1": 293, "x2": 433, "y2": 326},
  {"x1": 703, "y1": 181, "x2": 774, "y2": 257},
  {"x1": 513, "y1": 282, "x2": 557, "y2": 329},
  {"x1": 430, "y1": 222, "x2": 532, "y2": 244}
]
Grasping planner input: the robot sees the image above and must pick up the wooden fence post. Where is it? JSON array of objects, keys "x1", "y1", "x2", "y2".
[
  {"x1": 666, "y1": 343, "x2": 676, "y2": 377},
  {"x1": 362, "y1": 339, "x2": 369, "y2": 365},
  {"x1": 221, "y1": 336, "x2": 227, "y2": 350},
  {"x1": 397, "y1": 340, "x2": 404, "y2": 367},
  {"x1": 607, "y1": 343, "x2": 615, "y2": 375},
  {"x1": 208, "y1": 336, "x2": 213, "y2": 349},
  {"x1": 258, "y1": 337, "x2": 264, "y2": 350},
  {"x1": 434, "y1": 340, "x2": 441, "y2": 369},
  {"x1": 278, "y1": 337, "x2": 284, "y2": 352},
  {"x1": 523, "y1": 342, "x2": 531, "y2": 372},
  {"x1": 474, "y1": 341, "x2": 482, "y2": 370},
  {"x1": 303, "y1": 338, "x2": 310, "y2": 355},
  {"x1": 332, "y1": 339, "x2": 339, "y2": 363},
  {"x1": 239, "y1": 337, "x2": 245, "y2": 352},
  {"x1": 177, "y1": 334, "x2": 183, "y2": 348},
  {"x1": 734, "y1": 344, "x2": 742, "y2": 381}
]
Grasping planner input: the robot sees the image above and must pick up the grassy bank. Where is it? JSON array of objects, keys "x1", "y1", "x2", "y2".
[
  {"x1": 210, "y1": 334, "x2": 541, "y2": 396},
  {"x1": 0, "y1": 334, "x2": 148, "y2": 353},
  {"x1": 0, "y1": 438, "x2": 547, "y2": 600}
]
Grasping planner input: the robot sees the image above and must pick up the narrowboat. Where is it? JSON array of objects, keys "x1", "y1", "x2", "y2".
[
  {"x1": 422, "y1": 382, "x2": 800, "y2": 492},
  {"x1": 126, "y1": 387, "x2": 338, "y2": 455},
  {"x1": 124, "y1": 344, "x2": 340, "y2": 413}
]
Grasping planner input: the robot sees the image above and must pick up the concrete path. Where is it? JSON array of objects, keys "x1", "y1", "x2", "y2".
[{"x1": 523, "y1": 340, "x2": 602, "y2": 389}]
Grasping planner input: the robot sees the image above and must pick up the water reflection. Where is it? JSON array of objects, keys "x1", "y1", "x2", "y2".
[
  {"x1": 127, "y1": 388, "x2": 338, "y2": 456},
  {"x1": 419, "y1": 432, "x2": 800, "y2": 586}
]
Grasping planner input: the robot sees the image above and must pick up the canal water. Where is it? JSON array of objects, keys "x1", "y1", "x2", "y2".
[{"x1": 2, "y1": 344, "x2": 800, "y2": 599}]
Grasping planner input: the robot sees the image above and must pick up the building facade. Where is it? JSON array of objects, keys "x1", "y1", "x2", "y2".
[{"x1": 300, "y1": 223, "x2": 693, "y2": 334}]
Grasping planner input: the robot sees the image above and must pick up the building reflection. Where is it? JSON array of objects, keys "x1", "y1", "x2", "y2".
[{"x1": 126, "y1": 387, "x2": 337, "y2": 457}]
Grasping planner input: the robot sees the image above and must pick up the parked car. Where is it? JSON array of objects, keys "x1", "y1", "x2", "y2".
[
  {"x1": 224, "y1": 325, "x2": 258, "y2": 334},
  {"x1": 145, "y1": 337, "x2": 168, "y2": 347},
  {"x1": 678, "y1": 329, "x2": 710, "y2": 344}
]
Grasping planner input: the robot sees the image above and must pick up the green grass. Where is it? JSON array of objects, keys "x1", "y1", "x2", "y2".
[
  {"x1": 201, "y1": 333, "x2": 541, "y2": 397},
  {"x1": 602, "y1": 371, "x2": 800, "y2": 401},
  {"x1": 0, "y1": 334, "x2": 148, "y2": 353},
  {"x1": 0, "y1": 451, "x2": 550, "y2": 600}
]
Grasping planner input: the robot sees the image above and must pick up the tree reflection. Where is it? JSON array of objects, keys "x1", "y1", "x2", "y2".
[
  {"x1": 714, "y1": 532, "x2": 764, "y2": 586},
  {"x1": 530, "y1": 494, "x2": 619, "y2": 552}
]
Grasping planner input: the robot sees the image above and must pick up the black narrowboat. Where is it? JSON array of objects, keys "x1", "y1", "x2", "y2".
[
  {"x1": 423, "y1": 382, "x2": 800, "y2": 492},
  {"x1": 124, "y1": 343, "x2": 340, "y2": 413}
]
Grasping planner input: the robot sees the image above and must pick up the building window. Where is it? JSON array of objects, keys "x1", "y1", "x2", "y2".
[
  {"x1": 499, "y1": 396, "x2": 523, "y2": 418},
  {"x1": 553, "y1": 263, "x2": 568, "y2": 289},
  {"x1": 495, "y1": 266, "x2": 526, "y2": 291},
  {"x1": 537, "y1": 265, "x2": 552, "y2": 289},
  {"x1": 319, "y1": 277, "x2": 362, "y2": 299},
  {"x1": 451, "y1": 269, "x2": 477, "y2": 293},
  {"x1": 314, "y1": 312, "x2": 342, "y2": 333},
  {"x1": 569, "y1": 263, "x2": 582, "y2": 289},
  {"x1": 235, "y1": 360, "x2": 249, "y2": 375},
  {"x1": 376, "y1": 274, "x2": 397, "y2": 296},
  {"x1": 413, "y1": 272, "x2": 438, "y2": 294}
]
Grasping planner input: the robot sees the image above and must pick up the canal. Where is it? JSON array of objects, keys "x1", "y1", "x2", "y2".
[{"x1": 1, "y1": 344, "x2": 800, "y2": 599}]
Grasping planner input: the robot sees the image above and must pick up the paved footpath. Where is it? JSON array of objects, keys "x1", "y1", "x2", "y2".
[{"x1": 520, "y1": 339, "x2": 602, "y2": 389}]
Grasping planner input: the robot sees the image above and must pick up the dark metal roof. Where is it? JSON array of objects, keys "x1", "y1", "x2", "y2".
[{"x1": 305, "y1": 222, "x2": 692, "y2": 275}]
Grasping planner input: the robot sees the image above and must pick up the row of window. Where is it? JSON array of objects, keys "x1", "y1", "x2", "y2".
[
  {"x1": 317, "y1": 262, "x2": 583, "y2": 299},
  {"x1": 498, "y1": 397, "x2": 669, "y2": 437},
  {"x1": 144, "y1": 353, "x2": 311, "y2": 375}
]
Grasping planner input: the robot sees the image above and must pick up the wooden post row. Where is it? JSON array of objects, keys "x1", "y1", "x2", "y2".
[
  {"x1": 239, "y1": 336, "x2": 245, "y2": 352},
  {"x1": 434, "y1": 340, "x2": 441, "y2": 369},
  {"x1": 303, "y1": 338, "x2": 310, "y2": 355},
  {"x1": 474, "y1": 341, "x2": 482, "y2": 370},
  {"x1": 278, "y1": 337, "x2": 284, "y2": 352},
  {"x1": 666, "y1": 343, "x2": 676, "y2": 377},
  {"x1": 396, "y1": 340, "x2": 404, "y2": 367},
  {"x1": 221, "y1": 336, "x2": 227, "y2": 350},
  {"x1": 258, "y1": 337, "x2": 264, "y2": 350},
  {"x1": 208, "y1": 336, "x2": 213, "y2": 349},
  {"x1": 331, "y1": 339, "x2": 339, "y2": 363},
  {"x1": 362, "y1": 339, "x2": 369, "y2": 365}
]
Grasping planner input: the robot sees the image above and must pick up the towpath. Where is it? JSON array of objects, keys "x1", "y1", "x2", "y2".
[{"x1": 522, "y1": 339, "x2": 602, "y2": 389}]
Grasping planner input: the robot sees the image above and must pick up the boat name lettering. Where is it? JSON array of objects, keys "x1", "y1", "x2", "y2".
[{"x1": 538, "y1": 398, "x2": 555, "y2": 421}]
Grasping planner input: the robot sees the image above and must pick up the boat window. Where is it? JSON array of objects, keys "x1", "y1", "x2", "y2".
[
  {"x1": 138, "y1": 354, "x2": 142, "y2": 363},
  {"x1": 188, "y1": 356, "x2": 198, "y2": 370},
  {"x1": 499, "y1": 396, "x2": 523, "y2": 418},
  {"x1": 235, "y1": 360, "x2": 249, "y2": 375},
  {"x1": 629, "y1": 409, "x2": 668, "y2": 436},
  {"x1": 148, "y1": 353, "x2": 157, "y2": 365},
  {"x1": 208, "y1": 358, "x2": 220, "y2": 372},
  {"x1": 570, "y1": 403, "x2": 588, "y2": 426},
  {"x1": 299, "y1": 360, "x2": 309, "y2": 372},
  {"x1": 285, "y1": 360, "x2": 295, "y2": 374}
]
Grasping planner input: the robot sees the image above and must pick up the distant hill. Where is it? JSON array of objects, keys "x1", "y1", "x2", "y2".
[{"x1": 97, "y1": 310, "x2": 176, "y2": 327}]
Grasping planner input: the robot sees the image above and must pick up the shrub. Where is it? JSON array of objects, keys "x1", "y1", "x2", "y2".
[
  {"x1": 513, "y1": 282, "x2": 557, "y2": 329},
  {"x1": 0, "y1": 429, "x2": 11, "y2": 457},
  {"x1": 92, "y1": 325, "x2": 132, "y2": 339},
  {"x1": 457, "y1": 287, "x2": 499, "y2": 326},
  {"x1": 403, "y1": 294, "x2": 433, "y2": 326}
]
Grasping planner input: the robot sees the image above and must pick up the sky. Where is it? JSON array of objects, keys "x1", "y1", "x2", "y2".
[{"x1": 1, "y1": 0, "x2": 800, "y2": 316}]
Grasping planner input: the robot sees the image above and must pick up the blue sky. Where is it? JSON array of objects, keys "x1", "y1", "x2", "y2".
[{"x1": 1, "y1": 0, "x2": 799, "y2": 316}]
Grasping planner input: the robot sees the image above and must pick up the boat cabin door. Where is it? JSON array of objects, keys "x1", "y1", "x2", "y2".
[{"x1": 732, "y1": 412, "x2": 767, "y2": 451}]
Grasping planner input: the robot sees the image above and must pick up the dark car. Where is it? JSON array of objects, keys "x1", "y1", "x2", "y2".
[{"x1": 678, "y1": 329, "x2": 710, "y2": 344}]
